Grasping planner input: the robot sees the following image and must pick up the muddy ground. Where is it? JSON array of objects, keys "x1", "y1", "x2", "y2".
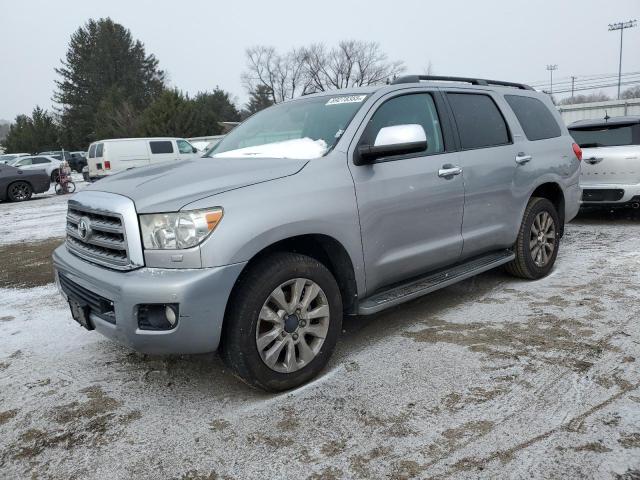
[{"x1": 1, "y1": 207, "x2": 639, "y2": 479}]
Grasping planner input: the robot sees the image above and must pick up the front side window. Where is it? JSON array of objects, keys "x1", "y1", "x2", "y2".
[
  {"x1": 88, "y1": 144, "x2": 96, "y2": 158},
  {"x1": 16, "y1": 157, "x2": 33, "y2": 166},
  {"x1": 570, "y1": 124, "x2": 639, "y2": 148},
  {"x1": 505, "y1": 95, "x2": 561, "y2": 141},
  {"x1": 207, "y1": 94, "x2": 367, "y2": 159},
  {"x1": 447, "y1": 93, "x2": 510, "y2": 149},
  {"x1": 149, "y1": 141, "x2": 174, "y2": 154},
  {"x1": 177, "y1": 139, "x2": 194, "y2": 154},
  {"x1": 95, "y1": 143, "x2": 104, "y2": 157},
  {"x1": 360, "y1": 93, "x2": 444, "y2": 155}
]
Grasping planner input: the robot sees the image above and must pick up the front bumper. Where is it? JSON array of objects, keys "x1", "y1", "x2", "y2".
[
  {"x1": 53, "y1": 245, "x2": 246, "y2": 354},
  {"x1": 580, "y1": 182, "x2": 640, "y2": 205}
]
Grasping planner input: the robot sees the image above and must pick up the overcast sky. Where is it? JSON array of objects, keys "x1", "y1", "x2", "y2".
[{"x1": 1, "y1": 0, "x2": 638, "y2": 121}]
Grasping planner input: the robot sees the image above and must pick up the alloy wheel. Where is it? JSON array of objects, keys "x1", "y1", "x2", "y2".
[
  {"x1": 256, "y1": 278, "x2": 330, "y2": 373},
  {"x1": 530, "y1": 211, "x2": 556, "y2": 267}
]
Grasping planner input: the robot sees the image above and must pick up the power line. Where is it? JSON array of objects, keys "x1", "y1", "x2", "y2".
[{"x1": 527, "y1": 71, "x2": 640, "y2": 87}]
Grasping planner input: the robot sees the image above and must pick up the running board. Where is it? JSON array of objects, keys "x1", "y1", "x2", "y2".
[{"x1": 357, "y1": 250, "x2": 515, "y2": 315}]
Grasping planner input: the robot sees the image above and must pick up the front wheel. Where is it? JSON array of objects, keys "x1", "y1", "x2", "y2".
[
  {"x1": 221, "y1": 252, "x2": 342, "y2": 391},
  {"x1": 505, "y1": 197, "x2": 560, "y2": 279},
  {"x1": 7, "y1": 181, "x2": 33, "y2": 202}
]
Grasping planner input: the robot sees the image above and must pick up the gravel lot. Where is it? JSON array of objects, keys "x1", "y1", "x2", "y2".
[{"x1": 1, "y1": 204, "x2": 639, "y2": 480}]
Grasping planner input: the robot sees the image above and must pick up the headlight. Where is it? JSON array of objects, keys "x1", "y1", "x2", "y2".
[{"x1": 139, "y1": 208, "x2": 223, "y2": 250}]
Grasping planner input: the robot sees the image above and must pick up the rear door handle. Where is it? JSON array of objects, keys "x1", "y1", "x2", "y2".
[
  {"x1": 438, "y1": 165, "x2": 462, "y2": 178},
  {"x1": 515, "y1": 153, "x2": 532, "y2": 165}
]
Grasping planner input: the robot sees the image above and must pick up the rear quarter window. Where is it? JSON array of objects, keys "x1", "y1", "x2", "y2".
[
  {"x1": 446, "y1": 93, "x2": 511, "y2": 149},
  {"x1": 149, "y1": 141, "x2": 174, "y2": 154},
  {"x1": 505, "y1": 95, "x2": 561, "y2": 141}
]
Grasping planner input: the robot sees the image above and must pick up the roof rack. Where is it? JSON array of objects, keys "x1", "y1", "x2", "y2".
[{"x1": 390, "y1": 75, "x2": 533, "y2": 90}]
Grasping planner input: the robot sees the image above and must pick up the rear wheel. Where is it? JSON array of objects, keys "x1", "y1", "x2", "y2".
[
  {"x1": 221, "y1": 252, "x2": 342, "y2": 391},
  {"x1": 7, "y1": 181, "x2": 33, "y2": 202},
  {"x1": 505, "y1": 197, "x2": 560, "y2": 279}
]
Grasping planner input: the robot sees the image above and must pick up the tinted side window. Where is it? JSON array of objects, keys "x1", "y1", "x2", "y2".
[
  {"x1": 95, "y1": 143, "x2": 104, "y2": 157},
  {"x1": 32, "y1": 157, "x2": 50, "y2": 164},
  {"x1": 505, "y1": 95, "x2": 561, "y2": 141},
  {"x1": 447, "y1": 93, "x2": 510, "y2": 149},
  {"x1": 150, "y1": 141, "x2": 174, "y2": 154},
  {"x1": 362, "y1": 93, "x2": 444, "y2": 155},
  {"x1": 88, "y1": 144, "x2": 96, "y2": 158}
]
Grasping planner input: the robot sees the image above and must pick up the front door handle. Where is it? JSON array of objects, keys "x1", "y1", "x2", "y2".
[
  {"x1": 585, "y1": 157, "x2": 603, "y2": 165},
  {"x1": 438, "y1": 165, "x2": 463, "y2": 178},
  {"x1": 515, "y1": 152, "x2": 532, "y2": 165}
]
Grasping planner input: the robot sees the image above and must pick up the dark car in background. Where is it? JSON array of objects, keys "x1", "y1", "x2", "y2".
[{"x1": 0, "y1": 163, "x2": 50, "y2": 202}]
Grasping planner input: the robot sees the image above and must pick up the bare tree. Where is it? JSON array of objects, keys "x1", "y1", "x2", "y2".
[
  {"x1": 241, "y1": 46, "x2": 310, "y2": 103},
  {"x1": 621, "y1": 85, "x2": 640, "y2": 100},
  {"x1": 242, "y1": 41, "x2": 405, "y2": 102},
  {"x1": 558, "y1": 92, "x2": 611, "y2": 105}
]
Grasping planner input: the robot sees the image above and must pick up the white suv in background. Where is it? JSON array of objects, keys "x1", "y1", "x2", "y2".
[
  {"x1": 9, "y1": 155, "x2": 62, "y2": 182},
  {"x1": 569, "y1": 116, "x2": 640, "y2": 208},
  {"x1": 87, "y1": 137, "x2": 200, "y2": 180}
]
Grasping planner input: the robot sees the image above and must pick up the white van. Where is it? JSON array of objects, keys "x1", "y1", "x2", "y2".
[{"x1": 87, "y1": 138, "x2": 199, "y2": 180}]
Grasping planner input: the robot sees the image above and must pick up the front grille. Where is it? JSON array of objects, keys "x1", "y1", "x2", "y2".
[
  {"x1": 66, "y1": 204, "x2": 132, "y2": 270},
  {"x1": 58, "y1": 273, "x2": 116, "y2": 324},
  {"x1": 582, "y1": 188, "x2": 625, "y2": 202}
]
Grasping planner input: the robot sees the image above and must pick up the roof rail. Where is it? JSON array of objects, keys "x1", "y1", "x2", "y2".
[{"x1": 390, "y1": 75, "x2": 534, "y2": 90}]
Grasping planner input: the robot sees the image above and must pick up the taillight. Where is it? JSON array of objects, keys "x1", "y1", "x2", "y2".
[
  {"x1": 104, "y1": 161, "x2": 111, "y2": 169},
  {"x1": 572, "y1": 143, "x2": 582, "y2": 161}
]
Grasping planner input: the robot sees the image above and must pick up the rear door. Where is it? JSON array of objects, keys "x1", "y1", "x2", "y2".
[
  {"x1": 443, "y1": 90, "x2": 520, "y2": 259},
  {"x1": 570, "y1": 123, "x2": 640, "y2": 186}
]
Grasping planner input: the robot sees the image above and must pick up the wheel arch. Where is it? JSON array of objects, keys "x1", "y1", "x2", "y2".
[
  {"x1": 530, "y1": 182, "x2": 565, "y2": 235},
  {"x1": 225, "y1": 234, "x2": 360, "y2": 317}
]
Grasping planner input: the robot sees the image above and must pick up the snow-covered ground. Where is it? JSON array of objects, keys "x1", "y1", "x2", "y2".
[
  {"x1": 0, "y1": 174, "x2": 85, "y2": 245},
  {"x1": 1, "y1": 208, "x2": 639, "y2": 479}
]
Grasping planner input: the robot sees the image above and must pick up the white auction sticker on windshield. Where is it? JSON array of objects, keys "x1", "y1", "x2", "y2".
[{"x1": 326, "y1": 95, "x2": 367, "y2": 105}]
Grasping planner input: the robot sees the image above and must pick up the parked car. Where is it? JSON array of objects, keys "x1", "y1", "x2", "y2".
[
  {"x1": 10, "y1": 155, "x2": 63, "y2": 182},
  {"x1": 86, "y1": 137, "x2": 200, "y2": 180},
  {"x1": 0, "y1": 163, "x2": 50, "y2": 202},
  {"x1": 568, "y1": 116, "x2": 640, "y2": 207},
  {"x1": 53, "y1": 75, "x2": 582, "y2": 391},
  {"x1": 0, "y1": 153, "x2": 30, "y2": 164},
  {"x1": 39, "y1": 150, "x2": 72, "y2": 162},
  {"x1": 69, "y1": 151, "x2": 88, "y2": 173}
]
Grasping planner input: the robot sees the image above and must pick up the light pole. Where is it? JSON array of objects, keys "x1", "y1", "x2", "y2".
[
  {"x1": 546, "y1": 65, "x2": 558, "y2": 94},
  {"x1": 609, "y1": 20, "x2": 637, "y2": 99}
]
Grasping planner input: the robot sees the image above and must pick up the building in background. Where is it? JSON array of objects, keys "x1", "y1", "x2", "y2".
[{"x1": 558, "y1": 98, "x2": 640, "y2": 124}]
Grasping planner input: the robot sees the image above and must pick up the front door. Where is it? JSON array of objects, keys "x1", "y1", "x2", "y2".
[{"x1": 348, "y1": 91, "x2": 465, "y2": 294}]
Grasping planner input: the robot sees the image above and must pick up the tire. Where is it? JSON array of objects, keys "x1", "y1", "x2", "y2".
[
  {"x1": 221, "y1": 252, "x2": 343, "y2": 391},
  {"x1": 505, "y1": 197, "x2": 560, "y2": 279},
  {"x1": 66, "y1": 181, "x2": 76, "y2": 194},
  {"x1": 7, "y1": 181, "x2": 33, "y2": 202},
  {"x1": 50, "y1": 169, "x2": 60, "y2": 183}
]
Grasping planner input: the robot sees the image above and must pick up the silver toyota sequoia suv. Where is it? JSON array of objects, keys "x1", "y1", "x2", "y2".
[{"x1": 53, "y1": 75, "x2": 582, "y2": 391}]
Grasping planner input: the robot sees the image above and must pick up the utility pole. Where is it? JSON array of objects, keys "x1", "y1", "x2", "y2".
[
  {"x1": 546, "y1": 65, "x2": 558, "y2": 94},
  {"x1": 609, "y1": 20, "x2": 637, "y2": 99},
  {"x1": 570, "y1": 76, "x2": 576, "y2": 99}
]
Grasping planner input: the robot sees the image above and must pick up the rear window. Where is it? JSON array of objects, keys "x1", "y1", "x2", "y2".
[
  {"x1": 447, "y1": 93, "x2": 510, "y2": 149},
  {"x1": 88, "y1": 144, "x2": 96, "y2": 158},
  {"x1": 95, "y1": 143, "x2": 104, "y2": 157},
  {"x1": 150, "y1": 141, "x2": 174, "y2": 154},
  {"x1": 569, "y1": 124, "x2": 639, "y2": 148},
  {"x1": 505, "y1": 95, "x2": 561, "y2": 141}
]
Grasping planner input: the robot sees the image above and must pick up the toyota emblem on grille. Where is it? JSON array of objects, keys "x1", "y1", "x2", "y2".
[{"x1": 78, "y1": 217, "x2": 92, "y2": 240}]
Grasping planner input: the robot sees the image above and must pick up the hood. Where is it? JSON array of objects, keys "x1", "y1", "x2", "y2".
[{"x1": 86, "y1": 156, "x2": 309, "y2": 213}]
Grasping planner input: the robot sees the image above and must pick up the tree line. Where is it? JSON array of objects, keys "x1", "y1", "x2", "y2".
[{"x1": 2, "y1": 17, "x2": 405, "y2": 154}]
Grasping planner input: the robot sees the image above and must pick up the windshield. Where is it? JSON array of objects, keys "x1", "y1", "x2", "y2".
[
  {"x1": 0, "y1": 155, "x2": 17, "y2": 162},
  {"x1": 570, "y1": 124, "x2": 639, "y2": 148},
  {"x1": 206, "y1": 94, "x2": 368, "y2": 159}
]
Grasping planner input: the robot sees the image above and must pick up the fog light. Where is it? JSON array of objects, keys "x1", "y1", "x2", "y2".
[{"x1": 138, "y1": 304, "x2": 179, "y2": 330}]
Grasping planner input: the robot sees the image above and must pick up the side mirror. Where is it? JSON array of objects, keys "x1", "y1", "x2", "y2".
[
  {"x1": 355, "y1": 124, "x2": 427, "y2": 164},
  {"x1": 192, "y1": 147, "x2": 198, "y2": 153}
]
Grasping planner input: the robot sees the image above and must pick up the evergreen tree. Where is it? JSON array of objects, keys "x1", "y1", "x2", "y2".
[
  {"x1": 54, "y1": 18, "x2": 165, "y2": 149},
  {"x1": 137, "y1": 89, "x2": 198, "y2": 137},
  {"x1": 246, "y1": 85, "x2": 274, "y2": 115},
  {"x1": 3, "y1": 107, "x2": 60, "y2": 153}
]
